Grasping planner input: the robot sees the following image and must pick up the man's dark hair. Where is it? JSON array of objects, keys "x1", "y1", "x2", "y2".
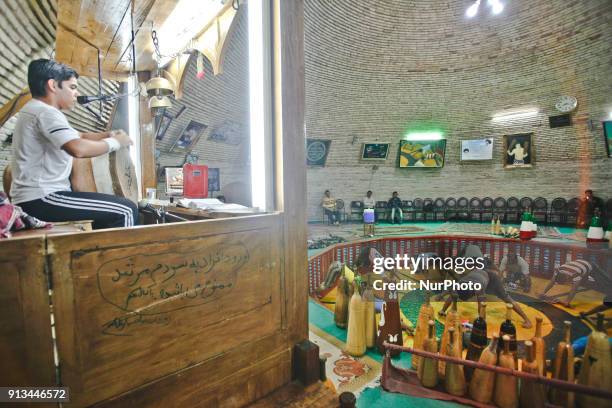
[
  {"x1": 392, "y1": 191, "x2": 398, "y2": 195},
  {"x1": 585, "y1": 189, "x2": 593, "y2": 195},
  {"x1": 367, "y1": 190, "x2": 372, "y2": 194},
  {"x1": 28, "y1": 59, "x2": 79, "y2": 97}
]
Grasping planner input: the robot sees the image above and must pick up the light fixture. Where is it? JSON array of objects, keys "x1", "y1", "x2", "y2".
[
  {"x1": 491, "y1": 108, "x2": 539, "y2": 122},
  {"x1": 146, "y1": 30, "x2": 176, "y2": 99},
  {"x1": 466, "y1": 0, "x2": 505, "y2": 18},
  {"x1": 488, "y1": 0, "x2": 504, "y2": 14},
  {"x1": 148, "y1": 95, "x2": 172, "y2": 111},
  {"x1": 405, "y1": 132, "x2": 444, "y2": 141},
  {"x1": 466, "y1": 0, "x2": 481, "y2": 18},
  {"x1": 145, "y1": 75, "x2": 175, "y2": 97}
]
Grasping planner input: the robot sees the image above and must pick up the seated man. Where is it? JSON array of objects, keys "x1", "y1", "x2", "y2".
[
  {"x1": 499, "y1": 250, "x2": 531, "y2": 292},
  {"x1": 438, "y1": 245, "x2": 532, "y2": 328},
  {"x1": 387, "y1": 191, "x2": 403, "y2": 224},
  {"x1": 321, "y1": 189, "x2": 340, "y2": 225},
  {"x1": 577, "y1": 189, "x2": 603, "y2": 228},
  {"x1": 10, "y1": 59, "x2": 138, "y2": 230},
  {"x1": 538, "y1": 259, "x2": 610, "y2": 307}
]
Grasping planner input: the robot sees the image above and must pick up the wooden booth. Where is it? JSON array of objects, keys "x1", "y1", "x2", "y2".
[{"x1": 0, "y1": 1, "x2": 307, "y2": 407}]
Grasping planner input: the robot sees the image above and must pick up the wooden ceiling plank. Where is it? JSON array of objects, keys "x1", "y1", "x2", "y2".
[
  {"x1": 20, "y1": 1, "x2": 55, "y2": 46},
  {"x1": 27, "y1": 0, "x2": 57, "y2": 42}
]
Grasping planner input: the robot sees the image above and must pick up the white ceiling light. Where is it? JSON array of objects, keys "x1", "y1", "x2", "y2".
[
  {"x1": 466, "y1": 0, "x2": 481, "y2": 18},
  {"x1": 488, "y1": 0, "x2": 504, "y2": 14},
  {"x1": 157, "y1": 0, "x2": 225, "y2": 63}
]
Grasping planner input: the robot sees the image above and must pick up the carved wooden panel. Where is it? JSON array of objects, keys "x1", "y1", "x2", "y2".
[{"x1": 48, "y1": 215, "x2": 283, "y2": 406}]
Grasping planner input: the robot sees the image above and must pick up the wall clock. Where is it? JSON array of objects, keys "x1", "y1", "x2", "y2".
[{"x1": 555, "y1": 95, "x2": 577, "y2": 113}]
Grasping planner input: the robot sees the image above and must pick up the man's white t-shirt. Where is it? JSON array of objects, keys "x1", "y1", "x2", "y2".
[{"x1": 10, "y1": 99, "x2": 80, "y2": 204}]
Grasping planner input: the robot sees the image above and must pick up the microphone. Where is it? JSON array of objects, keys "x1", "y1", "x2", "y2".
[
  {"x1": 77, "y1": 95, "x2": 112, "y2": 105},
  {"x1": 77, "y1": 92, "x2": 128, "y2": 105}
]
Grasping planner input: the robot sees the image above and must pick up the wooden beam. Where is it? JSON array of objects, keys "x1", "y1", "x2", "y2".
[
  {"x1": 273, "y1": 0, "x2": 308, "y2": 342},
  {"x1": 0, "y1": 89, "x2": 31, "y2": 128},
  {"x1": 137, "y1": 71, "x2": 156, "y2": 194}
]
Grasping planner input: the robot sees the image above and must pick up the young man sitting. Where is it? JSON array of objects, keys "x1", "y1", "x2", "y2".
[{"x1": 387, "y1": 191, "x2": 403, "y2": 224}]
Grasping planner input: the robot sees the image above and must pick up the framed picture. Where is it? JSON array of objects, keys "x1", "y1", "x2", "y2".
[
  {"x1": 155, "y1": 112, "x2": 173, "y2": 141},
  {"x1": 170, "y1": 120, "x2": 207, "y2": 152},
  {"x1": 461, "y1": 138, "x2": 493, "y2": 161},
  {"x1": 361, "y1": 143, "x2": 390, "y2": 160},
  {"x1": 165, "y1": 167, "x2": 184, "y2": 195},
  {"x1": 398, "y1": 139, "x2": 446, "y2": 168},
  {"x1": 503, "y1": 133, "x2": 534, "y2": 168},
  {"x1": 306, "y1": 139, "x2": 331, "y2": 166},
  {"x1": 603, "y1": 121, "x2": 612, "y2": 158},
  {"x1": 208, "y1": 168, "x2": 220, "y2": 192},
  {"x1": 208, "y1": 120, "x2": 244, "y2": 145}
]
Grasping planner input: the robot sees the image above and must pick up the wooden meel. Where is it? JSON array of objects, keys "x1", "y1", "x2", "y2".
[
  {"x1": 0, "y1": 237, "x2": 55, "y2": 408},
  {"x1": 532, "y1": 316, "x2": 546, "y2": 376},
  {"x1": 411, "y1": 292, "x2": 434, "y2": 370},
  {"x1": 465, "y1": 302, "x2": 488, "y2": 381},
  {"x1": 47, "y1": 215, "x2": 290, "y2": 407},
  {"x1": 344, "y1": 282, "x2": 366, "y2": 356},
  {"x1": 439, "y1": 300, "x2": 459, "y2": 378},
  {"x1": 495, "y1": 335, "x2": 519, "y2": 408},
  {"x1": 469, "y1": 334, "x2": 498, "y2": 404},
  {"x1": 520, "y1": 341, "x2": 546, "y2": 408},
  {"x1": 550, "y1": 321, "x2": 574, "y2": 408},
  {"x1": 577, "y1": 314, "x2": 612, "y2": 408},
  {"x1": 418, "y1": 320, "x2": 439, "y2": 388},
  {"x1": 363, "y1": 288, "x2": 376, "y2": 348},
  {"x1": 444, "y1": 327, "x2": 466, "y2": 396},
  {"x1": 334, "y1": 273, "x2": 350, "y2": 328}
]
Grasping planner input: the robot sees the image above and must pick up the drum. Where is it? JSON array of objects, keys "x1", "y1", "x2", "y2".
[{"x1": 71, "y1": 147, "x2": 138, "y2": 204}]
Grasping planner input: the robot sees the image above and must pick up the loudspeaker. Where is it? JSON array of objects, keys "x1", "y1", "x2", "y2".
[{"x1": 549, "y1": 114, "x2": 572, "y2": 128}]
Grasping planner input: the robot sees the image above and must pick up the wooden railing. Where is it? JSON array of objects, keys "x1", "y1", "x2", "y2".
[{"x1": 307, "y1": 235, "x2": 610, "y2": 294}]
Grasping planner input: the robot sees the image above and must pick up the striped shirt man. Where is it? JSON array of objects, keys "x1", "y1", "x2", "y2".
[{"x1": 552, "y1": 259, "x2": 593, "y2": 283}]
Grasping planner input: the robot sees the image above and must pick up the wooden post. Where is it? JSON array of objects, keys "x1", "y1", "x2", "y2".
[{"x1": 137, "y1": 71, "x2": 156, "y2": 196}]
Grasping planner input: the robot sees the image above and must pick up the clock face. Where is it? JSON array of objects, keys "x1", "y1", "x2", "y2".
[{"x1": 555, "y1": 95, "x2": 577, "y2": 113}]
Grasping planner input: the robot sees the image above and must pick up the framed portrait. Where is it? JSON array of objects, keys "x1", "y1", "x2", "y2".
[
  {"x1": 398, "y1": 139, "x2": 446, "y2": 168},
  {"x1": 361, "y1": 143, "x2": 390, "y2": 160},
  {"x1": 461, "y1": 138, "x2": 493, "y2": 161},
  {"x1": 208, "y1": 168, "x2": 220, "y2": 192},
  {"x1": 208, "y1": 120, "x2": 244, "y2": 145},
  {"x1": 155, "y1": 112, "x2": 173, "y2": 141},
  {"x1": 170, "y1": 120, "x2": 207, "y2": 152},
  {"x1": 306, "y1": 139, "x2": 331, "y2": 166},
  {"x1": 603, "y1": 121, "x2": 612, "y2": 158},
  {"x1": 503, "y1": 133, "x2": 534, "y2": 168},
  {"x1": 165, "y1": 167, "x2": 184, "y2": 195}
]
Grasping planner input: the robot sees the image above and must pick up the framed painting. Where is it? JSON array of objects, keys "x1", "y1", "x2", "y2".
[
  {"x1": 398, "y1": 139, "x2": 446, "y2": 168},
  {"x1": 503, "y1": 133, "x2": 534, "y2": 168},
  {"x1": 306, "y1": 139, "x2": 331, "y2": 166},
  {"x1": 603, "y1": 121, "x2": 612, "y2": 158},
  {"x1": 170, "y1": 120, "x2": 207, "y2": 152},
  {"x1": 361, "y1": 143, "x2": 390, "y2": 160},
  {"x1": 165, "y1": 167, "x2": 184, "y2": 195},
  {"x1": 155, "y1": 112, "x2": 173, "y2": 141},
  {"x1": 461, "y1": 138, "x2": 493, "y2": 161},
  {"x1": 208, "y1": 168, "x2": 220, "y2": 193}
]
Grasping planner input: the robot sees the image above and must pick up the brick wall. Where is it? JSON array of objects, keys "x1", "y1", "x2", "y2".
[
  {"x1": 155, "y1": 9, "x2": 249, "y2": 197},
  {"x1": 304, "y1": 0, "x2": 612, "y2": 220}
]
